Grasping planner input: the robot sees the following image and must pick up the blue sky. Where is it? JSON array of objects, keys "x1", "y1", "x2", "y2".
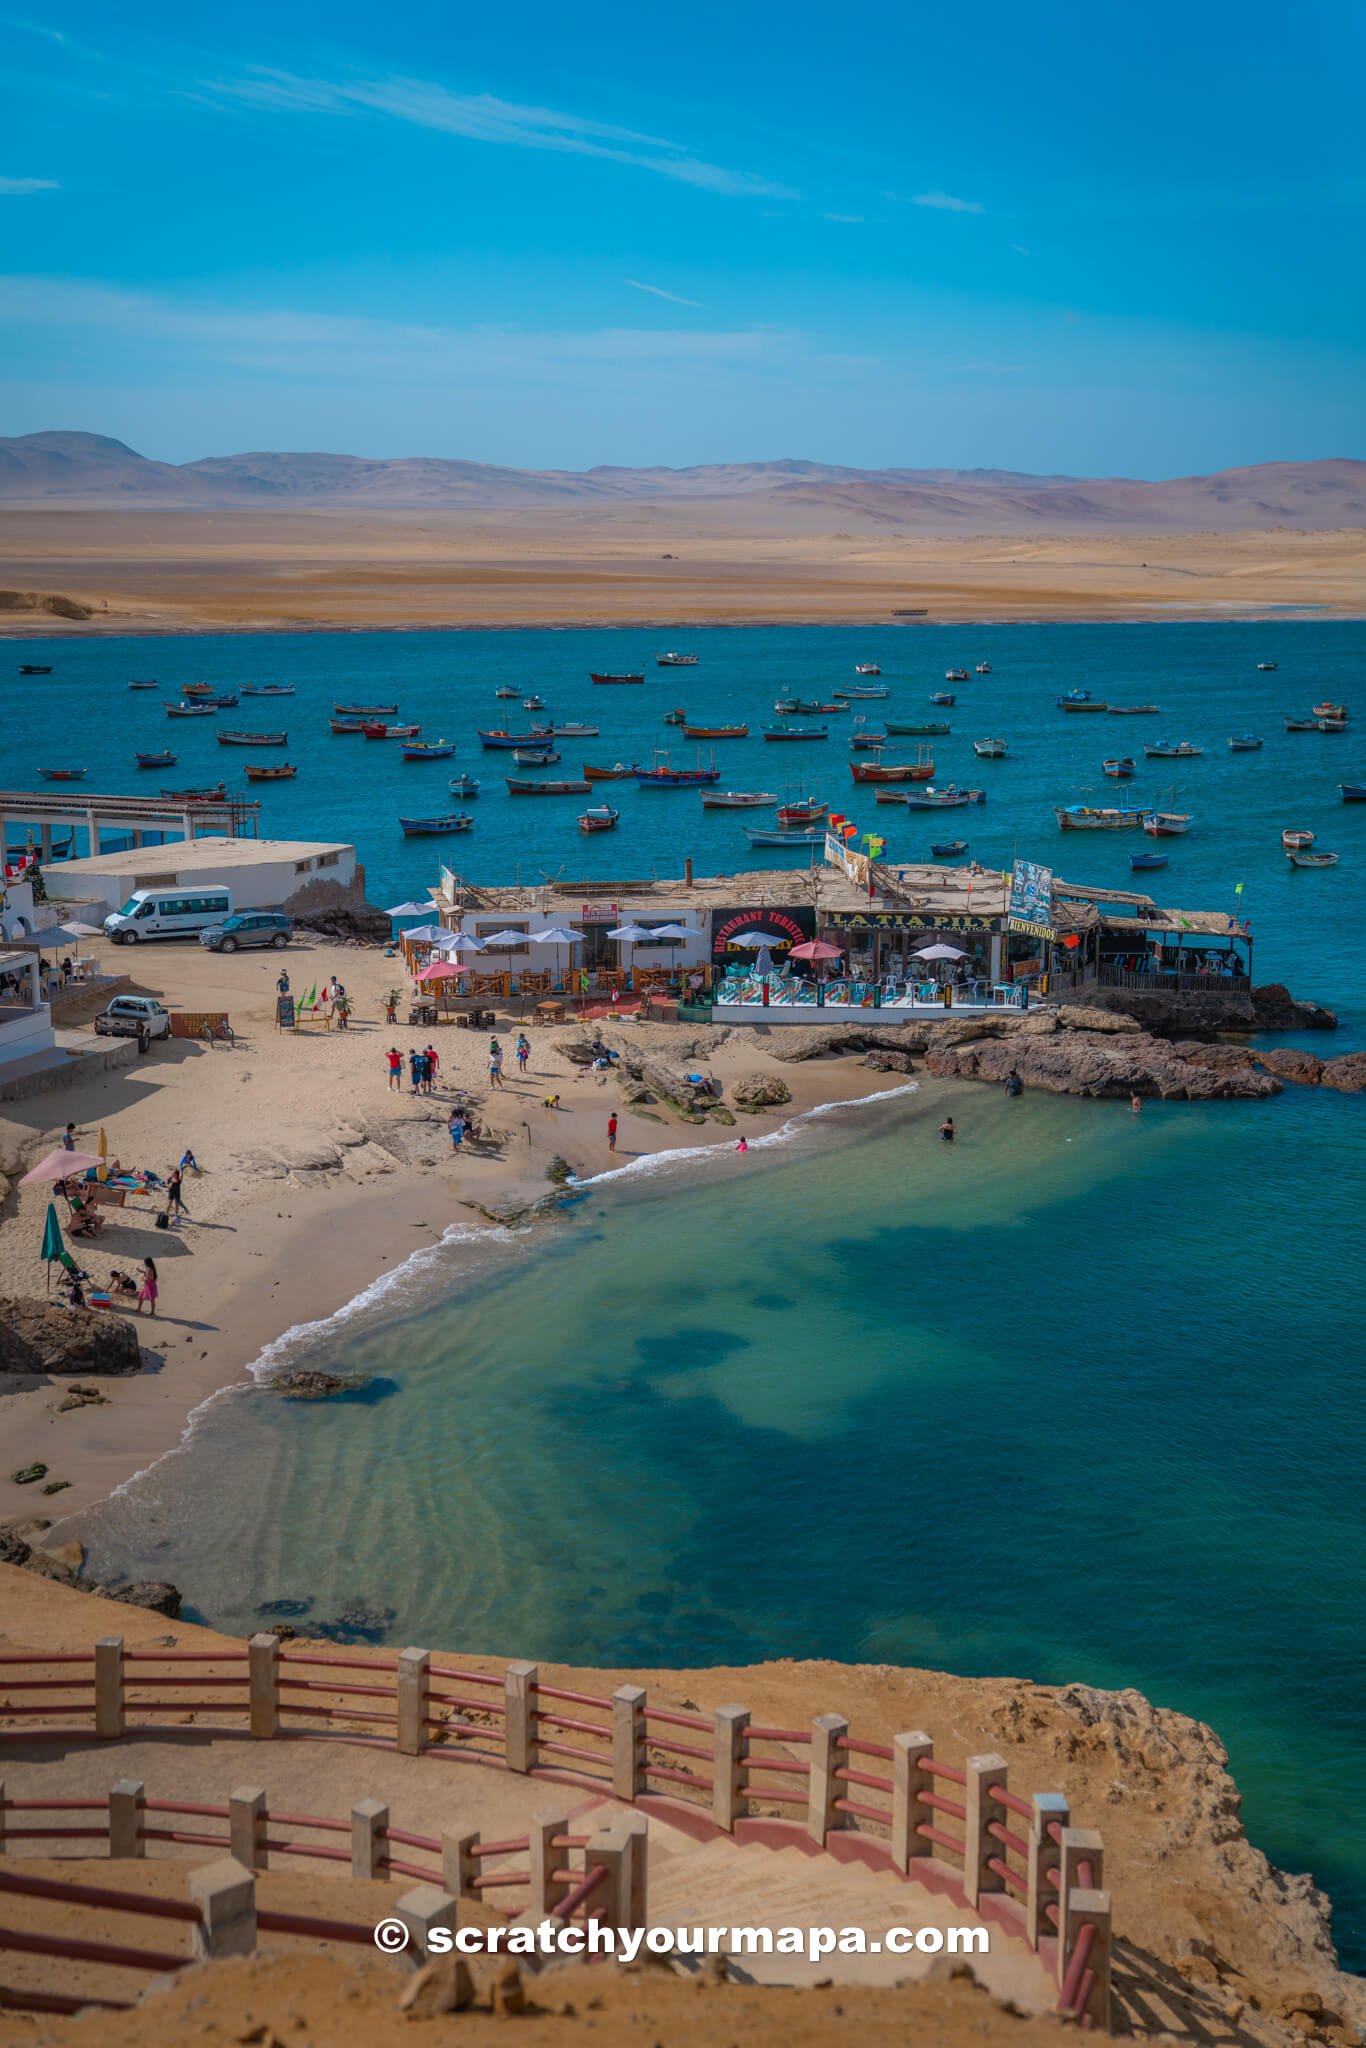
[{"x1": 2, "y1": 0, "x2": 1363, "y2": 473}]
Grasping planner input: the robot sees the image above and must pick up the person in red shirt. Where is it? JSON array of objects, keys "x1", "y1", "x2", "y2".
[
  {"x1": 607, "y1": 1113, "x2": 618, "y2": 1153},
  {"x1": 424, "y1": 1043, "x2": 440, "y2": 1093},
  {"x1": 386, "y1": 1047, "x2": 402, "y2": 1091}
]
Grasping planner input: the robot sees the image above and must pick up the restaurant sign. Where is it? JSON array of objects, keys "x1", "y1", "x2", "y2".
[
  {"x1": 578, "y1": 902, "x2": 620, "y2": 923},
  {"x1": 710, "y1": 905, "x2": 816, "y2": 960},
  {"x1": 827, "y1": 910, "x2": 995, "y2": 935},
  {"x1": 1007, "y1": 859, "x2": 1055, "y2": 940}
]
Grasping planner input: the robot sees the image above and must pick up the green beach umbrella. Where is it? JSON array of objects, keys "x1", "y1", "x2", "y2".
[{"x1": 41, "y1": 1201, "x2": 64, "y2": 1295}]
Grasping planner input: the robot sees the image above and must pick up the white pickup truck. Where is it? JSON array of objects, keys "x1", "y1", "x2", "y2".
[{"x1": 94, "y1": 995, "x2": 171, "y2": 1040}]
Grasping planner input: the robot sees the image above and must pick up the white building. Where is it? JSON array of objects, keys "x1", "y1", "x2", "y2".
[
  {"x1": 0, "y1": 948, "x2": 57, "y2": 1094},
  {"x1": 42, "y1": 836, "x2": 359, "y2": 919}
]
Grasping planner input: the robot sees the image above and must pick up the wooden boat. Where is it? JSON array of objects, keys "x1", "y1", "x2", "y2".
[
  {"x1": 1143, "y1": 741, "x2": 1202, "y2": 757},
  {"x1": 1228, "y1": 734, "x2": 1263, "y2": 751},
  {"x1": 663, "y1": 708, "x2": 687, "y2": 726},
  {"x1": 657, "y1": 652, "x2": 699, "y2": 666},
  {"x1": 523, "y1": 696, "x2": 545, "y2": 710},
  {"x1": 1340, "y1": 784, "x2": 1366, "y2": 803},
  {"x1": 1054, "y1": 805, "x2": 1148, "y2": 831},
  {"x1": 161, "y1": 783, "x2": 226, "y2": 802},
  {"x1": 776, "y1": 800, "x2": 825, "y2": 825},
  {"x1": 582, "y1": 762, "x2": 633, "y2": 781},
  {"x1": 329, "y1": 717, "x2": 366, "y2": 733},
  {"x1": 241, "y1": 684, "x2": 295, "y2": 696},
  {"x1": 743, "y1": 825, "x2": 826, "y2": 847},
  {"x1": 447, "y1": 774, "x2": 481, "y2": 797},
  {"x1": 402, "y1": 740, "x2": 455, "y2": 759},
  {"x1": 886, "y1": 720, "x2": 950, "y2": 736},
  {"x1": 1313, "y1": 702, "x2": 1348, "y2": 720},
  {"x1": 931, "y1": 839, "x2": 969, "y2": 856},
  {"x1": 632, "y1": 756, "x2": 720, "y2": 786},
  {"x1": 39, "y1": 767, "x2": 87, "y2": 781},
  {"x1": 1103, "y1": 758, "x2": 1136, "y2": 777},
  {"x1": 854, "y1": 663, "x2": 881, "y2": 676},
  {"x1": 1062, "y1": 697, "x2": 1110, "y2": 712},
  {"x1": 182, "y1": 682, "x2": 216, "y2": 697},
  {"x1": 973, "y1": 738, "x2": 1008, "y2": 758},
  {"x1": 902, "y1": 786, "x2": 986, "y2": 808},
  {"x1": 850, "y1": 759, "x2": 934, "y2": 784},
  {"x1": 1257, "y1": 661, "x2": 1278, "y2": 671},
  {"x1": 930, "y1": 692, "x2": 956, "y2": 707},
  {"x1": 495, "y1": 686, "x2": 519, "y2": 699},
  {"x1": 763, "y1": 725, "x2": 828, "y2": 741},
  {"x1": 1143, "y1": 811, "x2": 1192, "y2": 837},
  {"x1": 399, "y1": 814, "x2": 473, "y2": 836},
  {"x1": 945, "y1": 669, "x2": 969, "y2": 682},
  {"x1": 975, "y1": 663, "x2": 992, "y2": 675},
  {"x1": 505, "y1": 778, "x2": 591, "y2": 795},
  {"x1": 1130, "y1": 851, "x2": 1168, "y2": 870},
  {"x1": 217, "y1": 730, "x2": 287, "y2": 746},
  {"x1": 683, "y1": 724, "x2": 748, "y2": 739},
  {"x1": 702, "y1": 791, "x2": 775, "y2": 809},
  {"x1": 1283, "y1": 717, "x2": 1319, "y2": 732},
  {"x1": 1286, "y1": 850, "x2": 1339, "y2": 868},
  {"x1": 19, "y1": 664, "x2": 52, "y2": 675},
  {"x1": 874, "y1": 790, "x2": 909, "y2": 804},
  {"x1": 134, "y1": 750, "x2": 177, "y2": 769},
  {"x1": 208, "y1": 693, "x2": 240, "y2": 708},
  {"x1": 590, "y1": 671, "x2": 644, "y2": 685},
  {"x1": 1315, "y1": 717, "x2": 1349, "y2": 733},
  {"x1": 128, "y1": 679, "x2": 158, "y2": 690},
  {"x1": 578, "y1": 805, "x2": 620, "y2": 832},
  {"x1": 166, "y1": 702, "x2": 216, "y2": 717},
  {"x1": 334, "y1": 702, "x2": 397, "y2": 716},
  {"x1": 512, "y1": 748, "x2": 561, "y2": 765},
  {"x1": 833, "y1": 684, "x2": 889, "y2": 699},
  {"x1": 478, "y1": 729, "x2": 550, "y2": 748},
  {"x1": 775, "y1": 698, "x2": 845, "y2": 715},
  {"x1": 363, "y1": 722, "x2": 421, "y2": 739},
  {"x1": 1107, "y1": 705, "x2": 1160, "y2": 715},
  {"x1": 1281, "y1": 829, "x2": 1315, "y2": 849},
  {"x1": 244, "y1": 763, "x2": 298, "y2": 782},
  {"x1": 548, "y1": 722, "x2": 599, "y2": 737},
  {"x1": 849, "y1": 722, "x2": 888, "y2": 749}
]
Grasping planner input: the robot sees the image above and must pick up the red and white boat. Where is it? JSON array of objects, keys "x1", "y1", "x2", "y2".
[
  {"x1": 1143, "y1": 811, "x2": 1192, "y2": 836},
  {"x1": 362, "y1": 723, "x2": 421, "y2": 739}
]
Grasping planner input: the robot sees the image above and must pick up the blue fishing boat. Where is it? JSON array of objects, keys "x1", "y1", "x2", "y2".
[
  {"x1": 447, "y1": 774, "x2": 481, "y2": 797},
  {"x1": 930, "y1": 840, "x2": 968, "y2": 857},
  {"x1": 1340, "y1": 784, "x2": 1366, "y2": 803},
  {"x1": 1130, "y1": 851, "x2": 1169, "y2": 870},
  {"x1": 478, "y1": 729, "x2": 551, "y2": 749},
  {"x1": 134, "y1": 750, "x2": 177, "y2": 769},
  {"x1": 929, "y1": 692, "x2": 956, "y2": 707},
  {"x1": 402, "y1": 740, "x2": 456, "y2": 760},
  {"x1": 762, "y1": 725, "x2": 828, "y2": 742},
  {"x1": 1228, "y1": 734, "x2": 1263, "y2": 751},
  {"x1": 743, "y1": 824, "x2": 826, "y2": 847},
  {"x1": 399, "y1": 814, "x2": 473, "y2": 836}
]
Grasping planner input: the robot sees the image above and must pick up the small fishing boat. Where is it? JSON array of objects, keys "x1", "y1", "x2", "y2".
[
  {"x1": 1054, "y1": 805, "x2": 1149, "y2": 831},
  {"x1": 399, "y1": 814, "x2": 473, "y2": 836},
  {"x1": 583, "y1": 762, "x2": 633, "y2": 781},
  {"x1": 241, "y1": 684, "x2": 296, "y2": 697},
  {"x1": 334, "y1": 702, "x2": 397, "y2": 716},
  {"x1": 849, "y1": 722, "x2": 889, "y2": 749},
  {"x1": 329, "y1": 717, "x2": 366, "y2": 734},
  {"x1": 945, "y1": 669, "x2": 969, "y2": 682},
  {"x1": 39, "y1": 767, "x2": 87, "y2": 781},
  {"x1": 217, "y1": 730, "x2": 288, "y2": 747},
  {"x1": 478, "y1": 729, "x2": 550, "y2": 749},
  {"x1": 776, "y1": 800, "x2": 826, "y2": 825},
  {"x1": 851, "y1": 759, "x2": 934, "y2": 784},
  {"x1": 763, "y1": 724, "x2": 828, "y2": 741},
  {"x1": 161, "y1": 783, "x2": 226, "y2": 802},
  {"x1": 547, "y1": 722, "x2": 599, "y2": 737},
  {"x1": 886, "y1": 720, "x2": 950, "y2": 736},
  {"x1": 902, "y1": 786, "x2": 986, "y2": 808},
  {"x1": 1281, "y1": 829, "x2": 1315, "y2": 849},
  {"x1": 663, "y1": 708, "x2": 687, "y2": 726},
  {"x1": 134, "y1": 750, "x2": 177, "y2": 769},
  {"x1": 657, "y1": 652, "x2": 699, "y2": 667},
  {"x1": 402, "y1": 740, "x2": 456, "y2": 760},
  {"x1": 702, "y1": 790, "x2": 775, "y2": 809},
  {"x1": 975, "y1": 663, "x2": 992, "y2": 675},
  {"x1": 743, "y1": 825, "x2": 826, "y2": 847},
  {"x1": 973, "y1": 738, "x2": 1008, "y2": 758},
  {"x1": 930, "y1": 692, "x2": 956, "y2": 707},
  {"x1": 166, "y1": 702, "x2": 217, "y2": 717},
  {"x1": 505, "y1": 778, "x2": 592, "y2": 796},
  {"x1": 854, "y1": 662, "x2": 881, "y2": 676},
  {"x1": 208, "y1": 693, "x2": 240, "y2": 709},
  {"x1": 128, "y1": 679, "x2": 158, "y2": 690},
  {"x1": 1143, "y1": 811, "x2": 1192, "y2": 837},
  {"x1": 512, "y1": 748, "x2": 561, "y2": 766},
  {"x1": 1228, "y1": 734, "x2": 1263, "y2": 751},
  {"x1": 1130, "y1": 851, "x2": 1168, "y2": 871},
  {"x1": 1286, "y1": 850, "x2": 1339, "y2": 868},
  {"x1": 833, "y1": 684, "x2": 889, "y2": 700},
  {"x1": 1257, "y1": 661, "x2": 1278, "y2": 671},
  {"x1": 633, "y1": 756, "x2": 720, "y2": 786},
  {"x1": 19, "y1": 664, "x2": 52, "y2": 676},
  {"x1": 243, "y1": 763, "x2": 298, "y2": 782},
  {"x1": 874, "y1": 790, "x2": 908, "y2": 805},
  {"x1": 182, "y1": 682, "x2": 216, "y2": 697},
  {"x1": 578, "y1": 805, "x2": 620, "y2": 832},
  {"x1": 1340, "y1": 784, "x2": 1366, "y2": 803},
  {"x1": 1144, "y1": 741, "x2": 1202, "y2": 758},
  {"x1": 590, "y1": 671, "x2": 645, "y2": 684},
  {"x1": 1283, "y1": 717, "x2": 1319, "y2": 733},
  {"x1": 1315, "y1": 717, "x2": 1349, "y2": 733},
  {"x1": 683, "y1": 724, "x2": 748, "y2": 739},
  {"x1": 1313, "y1": 702, "x2": 1348, "y2": 721},
  {"x1": 776, "y1": 698, "x2": 845, "y2": 715},
  {"x1": 523, "y1": 696, "x2": 545, "y2": 711},
  {"x1": 1062, "y1": 696, "x2": 1110, "y2": 712},
  {"x1": 495, "y1": 686, "x2": 519, "y2": 699},
  {"x1": 363, "y1": 722, "x2": 421, "y2": 740},
  {"x1": 447, "y1": 774, "x2": 481, "y2": 797},
  {"x1": 1103, "y1": 758, "x2": 1136, "y2": 778},
  {"x1": 1107, "y1": 705, "x2": 1160, "y2": 715},
  {"x1": 931, "y1": 840, "x2": 969, "y2": 856}
]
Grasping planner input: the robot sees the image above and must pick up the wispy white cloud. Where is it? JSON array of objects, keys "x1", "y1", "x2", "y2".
[
  {"x1": 1011, "y1": 243, "x2": 1030, "y2": 256},
  {"x1": 910, "y1": 190, "x2": 984, "y2": 214},
  {"x1": 821, "y1": 212, "x2": 864, "y2": 225},
  {"x1": 201, "y1": 68, "x2": 797, "y2": 201},
  {"x1": 0, "y1": 175, "x2": 59, "y2": 194},
  {"x1": 625, "y1": 278, "x2": 703, "y2": 308}
]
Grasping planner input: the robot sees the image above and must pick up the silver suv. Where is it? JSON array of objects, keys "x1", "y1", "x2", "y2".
[{"x1": 199, "y1": 912, "x2": 294, "y2": 953}]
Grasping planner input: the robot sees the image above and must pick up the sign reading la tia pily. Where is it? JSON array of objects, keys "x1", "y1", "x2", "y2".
[
  {"x1": 710, "y1": 905, "x2": 816, "y2": 960},
  {"x1": 827, "y1": 910, "x2": 996, "y2": 935}
]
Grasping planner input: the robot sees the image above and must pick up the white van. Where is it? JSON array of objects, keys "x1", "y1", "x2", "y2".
[{"x1": 103, "y1": 886, "x2": 234, "y2": 944}]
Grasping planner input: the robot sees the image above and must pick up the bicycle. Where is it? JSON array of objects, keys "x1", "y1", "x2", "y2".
[{"x1": 200, "y1": 1017, "x2": 236, "y2": 1048}]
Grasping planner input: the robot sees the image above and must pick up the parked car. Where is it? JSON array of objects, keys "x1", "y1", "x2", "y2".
[
  {"x1": 199, "y1": 912, "x2": 294, "y2": 953},
  {"x1": 94, "y1": 995, "x2": 171, "y2": 1040}
]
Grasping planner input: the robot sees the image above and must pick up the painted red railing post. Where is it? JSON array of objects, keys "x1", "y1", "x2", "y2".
[
  {"x1": 612, "y1": 1684, "x2": 646, "y2": 1800},
  {"x1": 1059, "y1": 1886, "x2": 1112, "y2": 2029},
  {"x1": 1059, "y1": 1825, "x2": 1104, "y2": 1924},
  {"x1": 394, "y1": 1885, "x2": 458, "y2": 1973},
  {"x1": 109, "y1": 1778, "x2": 144, "y2": 1858},
  {"x1": 191, "y1": 1857, "x2": 257, "y2": 1959},
  {"x1": 396, "y1": 1648, "x2": 429, "y2": 1757},
  {"x1": 1027, "y1": 1792, "x2": 1069, "y2": 1950},
  {"x1": 963, "y1": 1753, "x2": 1008, "y2": 1907},
  {"x1": 807, "y1": 1713, "x2": 849, "y2": 1847},
  {"x1": 891, "y1": 1731, "x2": 934, "y2": 1873},
  {"x1": 442, "y1": 1827, "x2": 481, "y2": 1901},
  {"x1": 351, "y1": 1797, "x2": 388, "y2": 1880},
  {"x1": 530, "y1": 1810, "x2": 566, "y2": 1915},
  {"x1": 94, "y1": 1636, "x2": 124, "y2": 1738},
  {"x1": 712, "y1": 1705, "x2": 749, "y2": 1832},
  {"x1": 229, "y1": 1787, "x2": 267, "y2": 1871},
  {"x1": 247, "y1": 1633, "x2": 279, "y2": 1739},
  {"x1": 505, "y1": 1661, "x2": 538, "y2": 1773}
]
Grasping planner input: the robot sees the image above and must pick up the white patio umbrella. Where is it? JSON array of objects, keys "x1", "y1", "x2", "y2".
[
  {"x1": 477, "y1": 927, "x2": 531, "y2": 987},
  {"x1": 400, "y1": 923, "x2": 448, "y2": 945},
  {"x1": 386, "y1": 900, "x2": 433, "y2": 917},
  {"x1": 727, "y1": 929, "x2": 790, "y2": 949},
  {"x1": 529, "y1": 926, "x2": 582, "y2": 991},
  {"x1": 650, "y1": 923, "x2": 704, "y2": 941},
  {"x1": 433, "y1": 932, "x2": 486, "y2": 954},
  {"x1": 912, "y1": 942, "x2": 969, "y2": 961},
  {"x1": 607, "y1": 922, "x2": 655, "y2": 978}
]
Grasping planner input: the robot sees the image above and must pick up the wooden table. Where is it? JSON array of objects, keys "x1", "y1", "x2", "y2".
[{"x1": 535, "y1": 1000, "x2": 566, "y2": 1025}]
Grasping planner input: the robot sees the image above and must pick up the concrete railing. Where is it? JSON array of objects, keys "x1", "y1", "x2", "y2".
[{"x1": 0, "y1": 1637, "x2": 1112, "y2": 2027}]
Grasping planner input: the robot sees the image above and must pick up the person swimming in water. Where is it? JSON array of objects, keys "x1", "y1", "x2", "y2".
[{"x1": 939, "y1": 1116, "x2": 957, "y2": 1142}]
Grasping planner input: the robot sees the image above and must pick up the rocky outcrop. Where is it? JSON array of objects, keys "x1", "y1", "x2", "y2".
[
  {"x1": 1074, "y1": 982, "x2": 1337, "y2": 1037},
  {"x1": 1254, "y1": 1047, "x2": 1326, "y2": 1085},
  {"x1": 271, "y1": 1370, "x2": 356, "y2": 1399},
  {"x1": 99, "y1": 1580, "x2": 182, "y2": 1617},
  {"x1": 1252, "y1": 983, "x2": 1339, "y2": 1033},
  {"x1": 1321, "y1": 1051, "x2": 1366, "y2": 1093},
  {"x1": 0, "y1": 1297, "x2": 143, "y2": 1377},
  {"x1": 0, "y1": 589, "x2": 92, "y2": 620},
  {"x1": 730, "y1": 1072, "x2": 794, "y2": 1109},
  {"x1": 862, "y1": 1050, "x2": 915, "y2": 1073},
  {"x1": 1054, "y1": 1003, "x2": 1142, "y2": 1034},
  {"x1": 926, "y1": 1028, "x2": 1283, "y2": 1100}
]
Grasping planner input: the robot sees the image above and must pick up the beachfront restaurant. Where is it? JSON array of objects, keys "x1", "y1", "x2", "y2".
[{"x1": 1046, "y1": 883, "x2": 1252, "y2": 995}]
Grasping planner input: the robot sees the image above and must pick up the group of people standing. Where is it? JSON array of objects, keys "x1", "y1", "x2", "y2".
[{"x1": 385, "y1": 1044, "x2": 442, "y2": 1094}]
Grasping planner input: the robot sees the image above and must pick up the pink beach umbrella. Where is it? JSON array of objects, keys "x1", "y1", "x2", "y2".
[
  {"x1": 415, "y1": 960, "x2": 469, "y2": 983},
  {"x1": 20, "y1": 1147, "x2": 104, "y2": 1187},
  {"x1": 788, "y1": 941, "x2": 845, "y2": 962}
]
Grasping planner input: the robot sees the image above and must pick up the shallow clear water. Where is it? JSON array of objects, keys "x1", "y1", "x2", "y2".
[{"x1": 26, "y1": 622, "x2": 1366, "y2": 1962}]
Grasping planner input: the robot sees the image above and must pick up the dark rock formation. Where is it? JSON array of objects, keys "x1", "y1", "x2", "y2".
[
  {"x1": 0, "y1": 1298, "x2": 143, "y2": 1378},
  {"x1": 271, "y1": 1370, "x2": 355, "y2": 1399},
  {"x1": 1054, "y1": 1003, "x2": 1142, "y2": 1035},
  {"x1": 862, "y1": 1050, "x2": 915, "y2": 1073},
  {"x1": 730, "y1": 1072, "x2": 794, "y2": 1108},
  {"x1": 99, "y1": 1580, "x2": 182, "y2": 1617},
  {"x1": 1254, "y1": 1047, "x2": 1325, "y2": 1085},
  {"x1": 1251, "y1": 983, "x2": 1338, "y2": 1033},
  {"x1": 1321, "y1": 1051, "x2": 1366, "y2": 1093},
  {"x1": 926, "y1": 1028, "x2": 1282, "y2": 1100},
  {"x1": 0, "y1": 1529, "x2": 33, "y2": 1567}
]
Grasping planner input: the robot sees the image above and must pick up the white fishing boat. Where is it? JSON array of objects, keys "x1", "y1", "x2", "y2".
[
  {"x1": 973, "y1": 738, "x2": 1008, "y2": 758},
  {"x1": 701, "y1": 791, "x2": 776, "y2": 809}
]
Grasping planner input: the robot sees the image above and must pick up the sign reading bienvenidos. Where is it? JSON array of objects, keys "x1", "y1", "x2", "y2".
[{"x1": 1007, "y1": 859, "x2": 1056, "y2": 940}]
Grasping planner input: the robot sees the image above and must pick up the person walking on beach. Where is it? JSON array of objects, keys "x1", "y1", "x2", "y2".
[
  {"x1": 488, "y1": 1045, "x2": 505, "y2": 1090},
  {"x1": 408, "y1": 1048, "x2": 423, "y2": 1094},
  {"x1": 166, "y1": 1166, "x2": 188, "y2": 1220},
  {"x1": 939, "y1": 1115, "x2": 957, "y2": 1143},
  {"x1": 62, "y1": 1123, "x2": 77, "y2": 1151},
  {"x1": 138, "y1": 1256, "x2": 159, "y2": 1317},
  {"x1": 424, "y1": 1043, "x2": 440, "y2": 1093},
  {"x1": 386, "y1": 1047, "x2": 403, "y2": 1091},
  {"x1": 516, "y1": 1033, "x2": 530, "y2": 1075},
  {"x1": 448, "y1": 1109, "x2": 464, "y2": 1153},
  {"x1": 607, "y1": 1112, "x2": 618, "y2": 1154}
]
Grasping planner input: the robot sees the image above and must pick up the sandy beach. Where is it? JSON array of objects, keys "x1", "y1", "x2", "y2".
[
  {"x1": 2, "y1": 506, "x2": 1363, "y2": 633},
  {"x1": 0, "y1": 935, "x2": 913, "y2": 1527}
]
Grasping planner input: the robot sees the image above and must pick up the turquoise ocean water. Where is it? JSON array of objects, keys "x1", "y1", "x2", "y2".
[{"x1": 15, "y1": 622, "x2": 1365, "y2": 1961}]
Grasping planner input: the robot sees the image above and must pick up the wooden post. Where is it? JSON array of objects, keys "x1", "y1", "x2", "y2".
[
  {"x1": 442, "y1": 1827, "x2": 482, "y2": 1902},
  {"x1": 712, "y1": 1704, "x2": 749, "y2": 1833},
  {"x1": 351, "y1": 1797, "x2": 389, "y2": 1880},
  {"x1": 807, "y1": 1713, "x2": 848, "y2": 1847},
  {"x1": 963, "y1": 1753, "x2": 1008, "y2": 1907},
  {"x1": 396, "y1": 1647, "x2": 429, "y2": 1757},
  {"x1": 108, "y1": 1779, "x2": 144, "y2": 1859},
  {"x1": 1026, "y1": 1793, "x2": 1069, "y2": 1951},
  {"x1": 1060, "y1": 1886, "x2": 1112, "y2": 2029},
  {"x1": 247, "y1": 1633, "x2": 279, "y2": 1739},
  {"x1": 612, "y1": 1684, "x2": 646, "y2": 1800},
  {"x1": 394, "y1": 1885, "x2": 459, "y2": 1974},
  {"x1": 891, "y1": 1731, "x2": 934, "y2": 1873},
  {"x1": 504, "y1": 1661, "x2": 537, "y2": 1773},
  {"x1": 528, "y1": 1810, "x2": 565, "y2": 1916},
  {"x1": 229, "y1": 1787, "x2": 268, "y2": 1871},
  {"x1": 191, "y1": 1857, "x2": 256, "y2": 1959},
  {"x1": 94, "y1": 1636, "x2": 124, "y2": 1738}
]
